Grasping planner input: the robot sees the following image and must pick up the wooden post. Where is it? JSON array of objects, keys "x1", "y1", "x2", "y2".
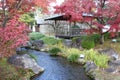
[{"x1": 35, "y1": 24, "x2": 40, "y2": 32}]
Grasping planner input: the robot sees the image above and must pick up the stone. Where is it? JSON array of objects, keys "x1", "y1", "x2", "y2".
[
  {"x1": 112, "y1": 39, "x2": 117, "y2": 43},
  {"x1": 8, "y1": 54, "x2": 44, "y2": 74},
  {"x1": 79, "y1": 54, "x2": 85, "y2": 59},
  {"x1": 106, "y1": 60, "x2": 120, "y2": 73},
  {"x1": 31, "y1": 40, "x2": 44, "y2": 50},
  {"x1": 99, "y1": 48, "x2": 119, "y2": 60},
  {"x1": 16, "y1": 47, "x2": 28, "y2": 55},
  {"x1": 72, "y1": 37, "x2": 81, "y2": 48},
  {"x1": 109, "y1": 60, "x2": 120, "y2": 67},
  {"x1": 63, "y1": 39, "x2": 72, "y2": 47},
  {"x1": 105, "y1": 67, "x2": 116, "y2": 73},
  {"x1": 84, "y1": 61, "x2": 97, "y2": 73},
  {"x1": 25, "y1": 41, "x2": 33, "y2": 48},
  {"x1": 77, "y1": 58, "x2": 86, "y2": 64}
]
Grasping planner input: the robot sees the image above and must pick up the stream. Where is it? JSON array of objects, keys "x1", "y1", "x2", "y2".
[{"x1": 29, "y1": 50, "x2": 92, "y2": 80}]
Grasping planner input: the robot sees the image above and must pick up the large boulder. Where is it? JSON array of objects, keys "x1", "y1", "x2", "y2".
[
  {"x1": 84, "y1": 61, "x2": 97, "y2": 73},
  {"x1": 98, "y1": 48, "x2": 119, "y2": 60},
  {"x1": 31, "y1": 40, "x2": 44, "y2": 50},
  {"x1": 23, "y1": 40, "x2": 44, "y2": 50},
  {"x1": 8, "y1": 54, "x2": 44, "y2": 74}
]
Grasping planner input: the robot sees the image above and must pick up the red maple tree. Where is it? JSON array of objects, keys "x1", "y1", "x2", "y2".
[
  {"x1": 0, "y1": 0, "x2": 56, "y2": 58},
  {"x1": 55, "y1": 0, "x2": 120, "y2": 44}
]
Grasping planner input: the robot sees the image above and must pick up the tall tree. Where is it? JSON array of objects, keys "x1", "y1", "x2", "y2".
[
  {"x1": 0, "y1": 0, "x2": 56, "y2": 58},
  {"x1": 55, "y1": 0, "x2": 120, "y2": 44}
]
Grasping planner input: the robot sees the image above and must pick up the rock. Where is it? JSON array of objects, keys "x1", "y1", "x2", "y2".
[
  {"x1": 77, "y1": 58, "x2": 86, "y2": 64},
  {"x1": 112, "y1": 39, "x2": 117, "y2": 43},
  {"x1": 31, "y1": 40, "x2": 44, "y2": 50},
  {"x1": 16, "y1": 47, "x2": 28, "y2": 55},
  {"x1": 8, "y1": 54, "x2": 44, "y2": 74},
  {"x1": 79, "y1": 54, "x2": 85, "y2": 59},
  {"x1": 105, "y1": 67, "x2": 116, "y2": 73},
  {"x1": 72, "y1": 37, "x2": 81, "y2": 48},
  {"x1": 99, "y1": 48, "x2": 119, "y2": 60},
  {"x1": 109, "y1": 60, "x2": 120, "y2": 67},
  {"x1": 84, "y1": 61, "x2": 97, "y2": 73},
  {"x1": 105, "y1": 60, "x2": 120, "y2": 73},
  {"x1": 25, "y1": 41, "x2": 33, "y2": 48},
  {"x1": 63, "y1": 39, "x2": 72, "y2": 47}
]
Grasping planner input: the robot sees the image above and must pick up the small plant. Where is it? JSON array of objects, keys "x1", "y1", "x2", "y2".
[
  {"x1": 94, "y1": 54, "x2": 109, "y2": 68},
  {"x1": 67, "y1": 53, "x2": 79, "y2": 62},
  {"x1": 66, "y1": 48, "x2": 80, "y2": 62},
  {"x1": 49, "y1": 47, "x2": 61, "y2": 56},
  {"x1": 29, "y1": 32, "x2": 45, "y2": 40},
  {"x1": 83, "y1": 49, "x2": 109, "y2": 68},
  {"x1": 29, "y1": 54, "x2": 37, "y2": 61}
]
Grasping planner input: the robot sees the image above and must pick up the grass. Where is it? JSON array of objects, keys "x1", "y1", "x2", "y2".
[
  {"x1": 0, "y1": 58, "x2": 34, "y2": 80},
  {"x1": 81, "y1": 49, "x2": 109, "y2": 68},
  {"x1": 50, "y1": 42, "x2": 109, "y2": 68},
  {"x1": 66, "y1": 48, "x2": 80, "y2": 62}
]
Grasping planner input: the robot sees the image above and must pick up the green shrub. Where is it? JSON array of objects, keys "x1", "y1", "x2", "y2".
[
  {"x1": 91, "y1": 34, "x2": 101, "y2": 44},
  {"x1": 49, "y1": 47, "x2": 61, "y2": 56},
  {"x1": 81, "y1": 35, "x2": 95, "y2": 49},
  {"x1": 104, "y1": 32, "x2": 110, "y2": 41},
  {"x1": 94, "y1": 54, "x2": 109, "y2": 68},
  {"x1": 66, "y1": 48, "x2": 80, "y2": 62},
  {"x1": 81, "y1": 40, "x2": 95, "y2": 49},
  {"x1": 67, "y1": 53, "x2": 79, "y2": 62},
  {"x1": 41, "y1": 37, "x2": 60, "y2": 45},
  {"x1": 29, "y1": 32, "x2": 45, "y2": 40}
]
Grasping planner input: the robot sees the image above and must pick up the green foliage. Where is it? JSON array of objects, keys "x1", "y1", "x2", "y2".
[
  {"x1": 72, "y1": 25, "x2": 79, "y2": 28},
  {"x1": 29, "y1": 32, "x2": 45, "y2": 40},
  {"x1": 83, "y1": 49, "x2": 109, "y2": 68},
  {"x1": 49, "y1": 47, "x2": 61, "y2": 56},
  {"x1": 66, "y1": 48, "x2": 80, "y2": 62},
  {"x1": 104, "y1": 32, "x2": 110, "y2": 41},
  {"x1": 67, "y1": 53, "x2": 79, "y2": 62},
  {"x1": 91, "y1": 34, "x2": 101, "y2": 44},
  {"x1": 81, "y1": 35, "x2": 95, "y2": 49},
  {"x1": 0, "y1": 58, "x2": 35, "y2": 80},
  {"x1": 19, "y1": 13, "x2": 35, "y2": 26},
  {"x1": 41, "y1": 37, "x2": 60, "y2": 45},
  {"x1": 29, "y1": 54, "x2": 37, "y2": 61},
  {"x1": 0, "y1": 58, "x2": 22, "y2": 80},
  {"x1": 82, "y1": 40, "x2": 95, "y2": 49}
]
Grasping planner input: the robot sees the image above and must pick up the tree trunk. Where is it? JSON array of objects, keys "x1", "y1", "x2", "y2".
[{"x1": 100, "y1": 34, "x2": 104, "y2": 44}]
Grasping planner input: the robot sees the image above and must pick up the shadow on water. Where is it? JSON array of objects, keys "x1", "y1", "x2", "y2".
[{"x1": 29, "y1": 50, "x2": 93, "y2": 80}]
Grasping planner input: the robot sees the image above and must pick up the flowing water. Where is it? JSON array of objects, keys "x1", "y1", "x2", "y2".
[{"x1": 30, "y1": 50, "x2": 92, "y2": 80}]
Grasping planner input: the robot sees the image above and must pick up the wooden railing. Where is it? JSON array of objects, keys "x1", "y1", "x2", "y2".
[{"x1": 55, "y1": 28, "x2": 86, "y2": 37}]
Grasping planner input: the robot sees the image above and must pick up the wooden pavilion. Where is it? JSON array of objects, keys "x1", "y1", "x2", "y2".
[{"x1": 45, "y1": 14, "x2": 93, "y2": 39}]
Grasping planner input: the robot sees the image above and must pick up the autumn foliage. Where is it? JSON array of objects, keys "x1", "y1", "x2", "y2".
[
  {"x1": 55, "y1": 0, "x2": 120, "y2": 43},
  {"x1": 0, "y1": 16, "x2": 29, "y2": 58},
  {"x1": 0, "y1": 0, "x2": 56, "y2": 58}
]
